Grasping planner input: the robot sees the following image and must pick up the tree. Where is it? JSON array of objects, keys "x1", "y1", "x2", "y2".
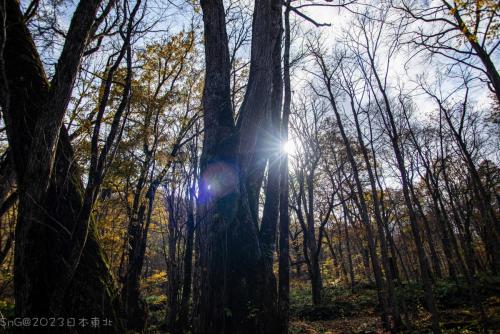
[
  {"x1": 394, "y1": 0, "x2": 500, "y2": 102},
  {"x1": 195, "y1": 0, "x2": 282, "y2": 332},
  {"x1": 0, "y1": 0, "x2": 125, "y2": 330}
]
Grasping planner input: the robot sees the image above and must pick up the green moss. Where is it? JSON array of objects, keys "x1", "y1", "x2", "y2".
[{"x1": 0, "y1": 299, "x2": 15, "y2": 318}]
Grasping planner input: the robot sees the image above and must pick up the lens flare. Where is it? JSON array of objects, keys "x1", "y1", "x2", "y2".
[{"x1": 282, "y1": 140, "x2": 295, "y2": 155}]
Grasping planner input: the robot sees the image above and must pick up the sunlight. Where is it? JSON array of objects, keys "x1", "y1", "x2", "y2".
[{"x1": 282, "y1": 140, "x2": 296, "y2": 155}]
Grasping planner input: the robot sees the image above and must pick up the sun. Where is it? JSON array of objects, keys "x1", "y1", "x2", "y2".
[{"x1": 282, "y1": 140, "x2": 296, "y2": 155}]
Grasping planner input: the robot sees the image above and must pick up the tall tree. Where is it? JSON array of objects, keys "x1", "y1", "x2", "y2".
[
  {"x1": 0, "y1": 0, "x2": 124, "y2": 330},
  {"x1": 195, "y1": 0, "x2": 282, "y2": 332}
]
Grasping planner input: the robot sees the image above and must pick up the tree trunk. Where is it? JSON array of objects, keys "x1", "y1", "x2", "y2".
[
  {"x1": 178, "y1": 163, "x2": 197, "y2": 331},
  {"x1": 122, "y1": 155, "x2": 151, "y2": 331},
  {"x1": 440, "y1": 107, "x2": 500, "y2": 274},
  {"x1": 365, "y1": 46, "x2": 441, "y2": 332},
  {"x1": 318, "y1": 69, "x2": 391, "y2": 330},
  {"x1": 278, "y1": 3, "x2": 291, "y2": 333},
  {"x1": 123, "y1": 201, "x2": 148, "y2": 331},
  {"x1": 411, "y1": 185, "x2": 446, "y2": 280},
  {"x1": 258, "y1": 0, "x2": 283, "y2": 318},
  {"x1": 0, "y1": 151, "x2": 16, "y2": 221},
  {"x1": 167, "y1": 194, "x2": 181, "y2": 331},
  {"x1": 195, "y1": 0, "x2": 282, "y2": 332},
  {"x1": 342, "y1": 207, "x2": 356, "y2": 291},
  {"x1": 1, "y1": 1, "x2": 123, "y2": 331},
  {"x1": 347, "y1": 90, "x2": 401, "y2": 331},
  {"x1": 297, "y1": 168, "x2": 324, "y2": 306}
]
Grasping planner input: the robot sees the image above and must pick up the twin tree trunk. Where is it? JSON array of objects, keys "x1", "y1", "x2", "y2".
[
  {"x1": 1, "y1": 1, "x2": 123, "y2": 331},
  {"x1": 195, "y1": 0, "x2": 283, "y2": 333}
]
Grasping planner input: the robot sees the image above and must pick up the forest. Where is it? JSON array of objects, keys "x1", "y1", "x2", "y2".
[{"x1": 0, "y1": 0, "x2": 499, "y2": 333}]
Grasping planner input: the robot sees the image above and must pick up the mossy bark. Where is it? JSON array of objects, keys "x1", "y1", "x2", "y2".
[{"x1": 1, "y1": 1, "x2": 123, "y2": 332}]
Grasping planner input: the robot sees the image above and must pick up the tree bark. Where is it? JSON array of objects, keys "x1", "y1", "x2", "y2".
[
  {"x1": 195, "y1": 0, "x2": 282, "y2": 332},
  {"x1": 179, "y1": 178, "x2": 196, "y2": 331},
  {"x1": 1, "y1": 1, "x2": 123, "y2": 331},
  {"x1": 278, "y1": 3, "x2": 291, "y2": 332}
]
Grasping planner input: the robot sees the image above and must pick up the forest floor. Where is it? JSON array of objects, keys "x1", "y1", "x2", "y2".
[
  {"x1": 289, "y1": 276, "x2": 500, "y2": 334},
  {"x1": 2, "y1": 274, "x2": 499, "y2": 333}
]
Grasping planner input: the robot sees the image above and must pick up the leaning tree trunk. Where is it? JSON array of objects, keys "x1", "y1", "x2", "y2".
[
  {"x1": 348, "y1": 94, "x2": 402, "y2": 330},
  {"x1": 1, "y1": 1, "x2": 123, "y2": 331},
  {"x1": 319, "y1": 69, "x2": 391, "y2": 330}
]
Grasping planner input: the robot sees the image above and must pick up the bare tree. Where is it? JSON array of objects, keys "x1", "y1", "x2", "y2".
[{"x1": 394, "y1": 0, "x2": 500, "y2": 102}]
